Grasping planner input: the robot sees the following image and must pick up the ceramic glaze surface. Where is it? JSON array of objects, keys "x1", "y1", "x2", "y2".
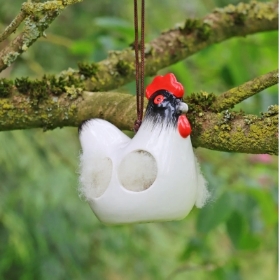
[{"x1": 79, "y1": 73, "x2": 209, "y2": 224}]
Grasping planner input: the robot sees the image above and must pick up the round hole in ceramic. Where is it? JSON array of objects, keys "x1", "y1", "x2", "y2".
[{"x1": 118, "y1": 150, "x2": 158, "y2": 192}]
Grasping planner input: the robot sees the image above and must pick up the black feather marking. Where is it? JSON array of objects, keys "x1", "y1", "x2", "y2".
[
  {"x1": 78, "y1": 119, "x2": 92, "y2": 134},
  {"x1": 143, "y1": 90, "x2": 182, "y2": 132}
]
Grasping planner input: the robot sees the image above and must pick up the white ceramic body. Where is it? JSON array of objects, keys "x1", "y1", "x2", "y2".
[{"x1": 79, "y1": 119, "x2": 200, "y2": 225}]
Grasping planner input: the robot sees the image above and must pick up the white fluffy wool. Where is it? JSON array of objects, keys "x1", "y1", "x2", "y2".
[
  {"x1": 118, "y1": 150, "x2": 158, "y2": 192},
  {"x1": 79, "y1": 155, "x2": 112, "y2": 199},
  {"x1": 79, "y1": 150, "x2": 158, "y2": 199},
  {"x1": 194, "y1": 155, "x2": 210, "y2": 208},
  {"x1": 79, "y1": 149, "x2": 209, "y2": 205}
]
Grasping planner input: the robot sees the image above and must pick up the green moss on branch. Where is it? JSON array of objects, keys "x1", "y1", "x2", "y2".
[
  {"x1": 82, "y1": 1, "x2": 278, "y2": 92},
  {"x1": 0, "y1": 1, "x2": 277, "y2": 89},
  {"x1": 191, "y1": 107, "x2": 278, "y2": 155},
  {"x1": 0, "y1": 79, "x2": 14, "y2": 97},
  {"x1": 14, "y1": 71, "x2": 83, "y2": 99},
  {"x1": 0, "y1": 88, "x2": 277, "y2": 155},
  {"x1": 211, "y1": 69, "x2": 279, "y2": 112},
  {"x1": 21, "y1": 0, "x2": 83, "y2": 14},
  {"x1": 78, "y1": 62, "x2": 99, "y2": 78}
]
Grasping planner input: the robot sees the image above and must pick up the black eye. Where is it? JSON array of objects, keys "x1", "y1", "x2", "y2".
[{"x1": 153, "y1": 94, "x2": 164, "y2": 105}]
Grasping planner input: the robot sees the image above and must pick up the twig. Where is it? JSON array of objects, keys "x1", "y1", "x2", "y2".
[
  {"x1": 211, "y1": 69, "x2": 279, "y2": 112},
  {"x1": 0, "y1": 0, "x2": 83, "y2": 72},
  {"x1": 0, "y1": 11, "x2": 27, "y2": 43},
  {"x1": 0, "y1": 12, "x2": 60, "y2": 72}
]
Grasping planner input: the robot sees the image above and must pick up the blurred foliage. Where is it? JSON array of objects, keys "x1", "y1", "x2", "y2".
[{"x1": 0, "y1": 0, "x2": 278, "y2": 279}]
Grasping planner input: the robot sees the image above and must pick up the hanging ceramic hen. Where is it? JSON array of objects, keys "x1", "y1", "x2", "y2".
[{"x1": 79, "y1": 73, "x2": 209, "y2": 224}]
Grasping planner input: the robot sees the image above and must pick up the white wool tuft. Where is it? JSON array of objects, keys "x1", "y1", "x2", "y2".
[
  {"x1": 194, "y1": 155, "x2": 210, "y2": 208},
  {"x1": 118, "y1": 150, "x2": 158, "y2": 192},
  {"x1": 79, "y1": 154, "x2": 112, "y2": 199}
]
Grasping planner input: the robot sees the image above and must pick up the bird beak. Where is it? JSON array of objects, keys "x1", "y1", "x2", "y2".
[{"x1": 177, "y1": 101, "x2": 188, "y2": 114}]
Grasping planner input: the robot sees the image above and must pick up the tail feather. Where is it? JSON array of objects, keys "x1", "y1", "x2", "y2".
[{"x1": 194, "y1": 155, "x2": 210, "y2": 208}]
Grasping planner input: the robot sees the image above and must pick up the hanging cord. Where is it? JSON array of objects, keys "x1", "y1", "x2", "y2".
[{"x1": 133, "y1": 0, "x2": 145, "y2": 132}]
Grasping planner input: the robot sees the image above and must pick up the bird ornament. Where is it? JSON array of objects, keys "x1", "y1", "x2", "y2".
[{"x1": 79, "y1": 73, "x2": 209, "y2": 224}]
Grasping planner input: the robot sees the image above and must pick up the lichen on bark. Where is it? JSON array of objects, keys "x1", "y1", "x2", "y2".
[
  {"x1": 0, "y1": 87, "x2": 278, "y2": 155},
  {"x1": 0, "y1": 0, "x2": 278, "y2": 156},
  {"x1": 192, "y1": 110, "x2": 278, "y2": 155},
  {"x1": 0, "y1": 0, "x2": 83, "y2": 72}
]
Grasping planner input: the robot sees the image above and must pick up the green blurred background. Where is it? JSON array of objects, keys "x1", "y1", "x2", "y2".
[{"x1": 0, "y1": 0, "x2": 278, "y2": 279}]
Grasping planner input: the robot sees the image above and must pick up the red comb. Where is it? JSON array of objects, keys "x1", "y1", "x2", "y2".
[{"x1": 145, "y1": 73, "x2": 184, "y2": 99}]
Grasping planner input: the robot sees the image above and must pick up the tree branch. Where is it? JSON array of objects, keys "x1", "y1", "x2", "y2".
[
  {"x1": 211, "y1": 69, "x2": 279, "y2": 112},
  {"x1": 0, "y1": 1, "x2": 278, "y2": 155},
  {"x1": 79, "y1": 0, "x2": 278, "y2": 92},
  {"x1": 0, "y1": 0, "x2": 82, "y2": 72},
  {"x1": 0, "y1": 89, "x2": 278, "y2": 155},
  {"x1": 191, "y1": 106, "x2": 278, "y2": 155},
  {"x1": 0, "y1": 1, "x2": 277, "y2": 89},
  {"x1": 0, "y1": 11, "x2": 27, "y2": 43}
]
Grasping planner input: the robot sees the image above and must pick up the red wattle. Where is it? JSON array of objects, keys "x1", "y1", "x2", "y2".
[{"x1": 178, "y1": 115, "x2": 191, "y2": 138}]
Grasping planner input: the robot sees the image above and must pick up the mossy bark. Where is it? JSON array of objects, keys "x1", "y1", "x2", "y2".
[
  {"x1": 211, "y1": 69, "x2": 279, "y2": 112},
  {"x1": 0, "y1": 91, "x2": 138, "y2": 131},
  {"x1": 191, "y1": 110, "x2": 278, "y2": 155},
  {"x1": 0, "y1": 1, "x2": 278, "y2": 89},
  {"x1": 0, "y1": 1, "x2": 278, "y2": 156},
  {"x1": 0, "y1": 90, "x2": 278, "y2": 155},
  {"x1": 81, "y1": 1, "x2": 278, "y2": 92},
  {"x1": 0, "y1": 0, "x2": 82, "y2": 71}
]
